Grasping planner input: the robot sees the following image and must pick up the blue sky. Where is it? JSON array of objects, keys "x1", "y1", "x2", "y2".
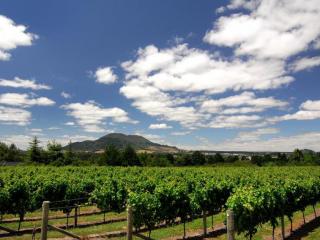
[{"x1": 1, "y1": 0, "x2": 320, "y2": 151}]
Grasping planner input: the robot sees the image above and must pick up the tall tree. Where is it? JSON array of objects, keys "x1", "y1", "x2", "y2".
[
  {"x1": 47, "y1": 141, "x2": 64, "y2": 165},
  {"x1": 27, "y1": 137, "x2": 42, "y2": 163},
  {"x1": 191, "y1": 151, "x2": 206, "y2": 165},
  {"x1": 121, "y1": 145, "x2": 140, "y2": 166},
  {"x1": 104, "y1": 144, "x2": 121, "y2": 165},
  {"x1": 64, "y1": 141, "x2": 74, "y2": 165}
]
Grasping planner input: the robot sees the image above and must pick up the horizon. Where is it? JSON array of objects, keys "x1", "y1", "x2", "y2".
[{"x1": 1, "y1": 0, "x2": 320, "y2": 152}]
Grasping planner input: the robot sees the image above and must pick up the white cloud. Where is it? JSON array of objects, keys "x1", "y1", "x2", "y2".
[
  {"x1": 235, "y1": 127, "x2": 279, "y2": 141},
  {"x1": 62, "y1": 101, "x2": 137, "y2": 133},
  {"x1": 181, "y1": 132, "x2": 320, "y2": 152},
  {"x1": 65, "y1": 121, "x2": 75, "y2": 126},
  {"x1": 204, "y1": 0, "x2": 320, "y2": 59},
  {"x1": 0, "y1": 15, "x2": 38, "y2": 61},
  {"x1": 171, "y1": 131, "x2": 191, "y2": 136},
  {"x1": 149, "y1": 123, "x2": 172, "y2": 129},
  {"x1": 208, "y1": 114, "x2": 266, "y2": 128},
  {"x1": 120, "y1": 44, "x2": 291, "y2": 128},
  {"x1": 94, "y1": 67, "x2": 118, "y2": 84},
  {"x1": 61, "y1": 91, "x2": 71, "y2": 99},
  {"x1": 0, "y1": 106, "x2": 31, "y2": 126},
  {"x1": 0, "y1": 93, "x2": 55, "y2": 107},
  {"x1": 215, "y1": 6, "x2": 226, "y2": 14},
  {"x1": 290, "y1": 56, "x2": 320, "y2": 72},
  {"x1": 116, "y1": 0, "x2": 319, "y2": 131},
  {"x1": 200, "y1": 91, "x2": 287, "y2": 114},
  {"x1": 271, "y1": 100, "x2": 320, "y2": 121},
  {"x1": 48, "y1": 127, "x2": 61, "y2": 130},
  {"x1": 0, "y1": 77, "x2": 51, "y2": 90}
]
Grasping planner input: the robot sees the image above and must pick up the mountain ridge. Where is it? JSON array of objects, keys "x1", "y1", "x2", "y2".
[{"x1": 64, "y1": 133, "x2": 179, "y2": 153}]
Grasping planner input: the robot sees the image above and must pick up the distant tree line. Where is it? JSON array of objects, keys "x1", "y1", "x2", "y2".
[{"x1": 1, "y1": 137, "x2": 320, "y2": 166}]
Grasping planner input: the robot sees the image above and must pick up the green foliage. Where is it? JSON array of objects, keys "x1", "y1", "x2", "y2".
[
  {"x1": 47, "y1": 141, "x2": 64, "y2": 165},
  {"x1": 191, "y1": 151, "x2": 206, "y2": 165},
  {"x1": 27, "y1": 136, "x2": 42, "y2": 163},
  {"x1": 103, "y1": 144, "x2": 121, "y2": 166},
  {"x1": 0, "y1": 142, "x2": 21, "y2": 162},
  {"x1": 121, "y1": 145, "x2": 140, "y2": 166}
]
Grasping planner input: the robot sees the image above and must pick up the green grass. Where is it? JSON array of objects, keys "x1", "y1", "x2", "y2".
[{"x1": 2, "y1": 204, "x2": 320, "y2": 240}]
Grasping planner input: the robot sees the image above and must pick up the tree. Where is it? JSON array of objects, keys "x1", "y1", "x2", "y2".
[
  {"x1": 121, "y1": 145, "x2": 140, "y2": 166},
  {"x1": 47, "y1": 141, "x2": 64, "y2": 165},
  {"x1": 251, "y1": 155, "x2": 263, "y2": 166},
  {"x1": 277, "y1": 153, "x2": 288, "y2": 165},
  {"x1": 0, "y1": 142, "x2": 8, "y2": 162},
  {"x1": 7, "y1": 144, "x2": 21, "y2": 162},
  {"x1": 191, "y1": 151, "x2": 206, "y2": 165},
  {"x1": 290, "y1": 149, "x2": 304, "y2": 163},
  {"x1": 207, "y1": 153, "x2": 224, "y2": 164},
  {"x1": 64, "y1": 141, "x2": 74, "y2": 165},
  {"x1": 104, "y1": 144, "x2": 121, "y2": 165},
  {"x1": 27, "y1": 137, "x2": 42, "y2": 163}
]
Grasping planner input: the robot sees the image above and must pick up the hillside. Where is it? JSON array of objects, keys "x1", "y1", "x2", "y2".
[{"x1": 64, "y1": 133, "x2": 179, "y2": 153}]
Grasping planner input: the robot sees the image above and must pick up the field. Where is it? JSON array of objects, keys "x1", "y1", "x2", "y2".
[{"x1": 1, "y1": 166, "x2": 320, "y2": 240}]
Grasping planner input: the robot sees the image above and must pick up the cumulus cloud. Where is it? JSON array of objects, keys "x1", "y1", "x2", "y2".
[
  {"x1": 94, "y1": 67, "x2": 118, "y2": 84},
  {"x1": 62, "y1": 101, "x2": 137, "y2": 133},
  {"x1": 200, "y1": 91, "x2": 287, "y2": 114},
  {"x1": 171, "y1": 131, "x2": 191, "y2": 136},
  {"x1": 65, "y1": 121, "x2": 75, "y2": 126},
  {"x1": 149, "y1": 123, "x2": 172, "y2": 129},
  {"x1": 271, "y1": 100, "x2": 320, "y2": 122},
  {"x1": 61, "y1": 91, "x2": 71, "y2": 99},
  {"x1": 180, "y1": 131, "x2": 320, "y2": 152},
  {"x1": 204, "y1": 0, "x2": 320, "y2": 59},
  {"x1": 290, "y1": 56, "x2": 320, "y2": 72},
  {"x1": 235, "y1": 127, "x2": 279, "y2": 141},
  {"x1": 0, "y1": 106, "x2": 31, "y2": 125},
  {"x1": 120, "y1": 44, "x2": 291, "y2": 128},
  {"x1": 0, "y1": 15, "x2": 38, "y2": 61},
  {"x1": 0, "y1": 77, "x2": 51, "y2": 90},
  {"x1": 0, "y1": 93, "x2": 55, "y2": 107},
  {"x1": 208, "y1": 114, "x2": 266, "y2": 129}
]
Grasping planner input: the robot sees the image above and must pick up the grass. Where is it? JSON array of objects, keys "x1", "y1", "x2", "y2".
[{"x1": 2, "y1": 204, "x2": 320, "y2": 239}]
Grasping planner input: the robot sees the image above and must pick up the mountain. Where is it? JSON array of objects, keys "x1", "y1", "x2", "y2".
[{"x1": 64, "y1": 133, "x2": 179, "y2": 153}]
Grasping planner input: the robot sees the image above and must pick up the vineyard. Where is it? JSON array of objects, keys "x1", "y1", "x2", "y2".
[{"x1": 1, "y1": 166, "x2": 320, "y2": 240}]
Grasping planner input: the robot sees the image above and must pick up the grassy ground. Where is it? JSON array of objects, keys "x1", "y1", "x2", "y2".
[{"x1": 1, "y1": 204, "x2": 320, "y2": 239}]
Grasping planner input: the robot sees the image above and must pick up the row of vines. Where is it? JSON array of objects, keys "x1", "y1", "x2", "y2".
[{"x1": 1, "y1": 166, "x2": 320, "y2": 239}]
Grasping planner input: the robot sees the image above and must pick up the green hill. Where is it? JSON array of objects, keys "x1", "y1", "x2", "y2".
[{"x1": 64, "y1": 133, "x2": 179, "y2": 153}]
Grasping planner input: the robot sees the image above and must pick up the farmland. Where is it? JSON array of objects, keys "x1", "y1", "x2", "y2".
[{"x1": 1, "y1": 166, "x2": 320, "y2": 239}]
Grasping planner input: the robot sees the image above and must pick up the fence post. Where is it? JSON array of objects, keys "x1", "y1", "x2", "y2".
[
  {"x1": 127, "y1": 205, "x2": 133, "y2": 240},
  {"x1": 281, "y1": 215, "x2": 285, "y2": 240},
  {"x1": 74, "y1": 205, "x2": 78, "y2": 227},
  {"x1": 203, "y1": 211, "x2": 207, "y2": 237},
  {"x1": 41, "y1": 201, "x2": 50, "y2": 240},
  {"x1": 227, "y1": 210, "x2": 235, "y2": 240}
]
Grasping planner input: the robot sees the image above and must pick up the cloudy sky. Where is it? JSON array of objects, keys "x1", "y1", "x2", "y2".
[{"x1": 1, "y1": 0, "x2": 320, "y2": 151}]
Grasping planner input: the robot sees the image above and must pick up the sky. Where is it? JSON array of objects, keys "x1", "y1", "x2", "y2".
[{"x1": 0, "y1": 0, "x2": 320, "y2": 151}]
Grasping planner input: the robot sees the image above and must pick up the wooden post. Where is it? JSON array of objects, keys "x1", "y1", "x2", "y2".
[
  {"x1": 40, "y1": 201, "x2": 50, "y2": 240},
  {"x1": 203, "y1": 211, "x2": 207, "y2": 237},
  {"x1": 74, "y1": 205, "x2": 78, "y2": 227},
  {"x1": 281, "y1": 215, "x2": 285, "y2": 240},
  {"x1": 127, "y1": 205, "x2": 133, "y2": 240},
  {"x1": 227, "y1": 210, "x2": 235, "y2": 240}
]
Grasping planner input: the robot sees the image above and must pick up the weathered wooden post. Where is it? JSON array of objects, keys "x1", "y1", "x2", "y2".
[
  {"x1": 227, "y1": 210, "x2": 235, "y2": 240},
  {"x1": 74, "y1": 205, "x2": 78, "y2": 227},
  {"x1": 203, "y1": 211, "x2": 207, "y2": 237},
  {"x1": 281, "y1": 215, "x2": 285, "y2": 240},
  {"x1": 127, "y1": 205, "x2": 133, "y2": 240},
  {"x1": 41, "y1": 201, "x2": 50, "y2": 240}
]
